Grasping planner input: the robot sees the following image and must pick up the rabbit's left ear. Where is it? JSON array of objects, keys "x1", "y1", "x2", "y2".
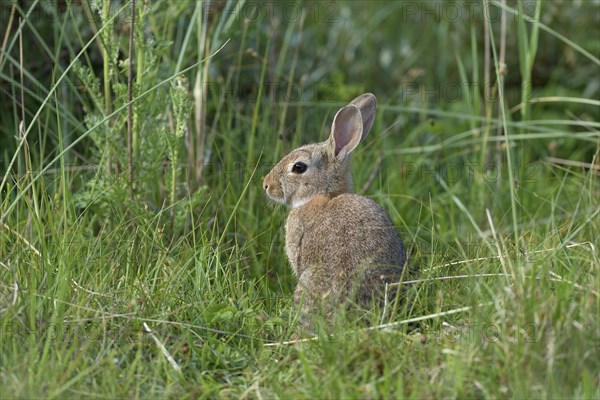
[
  {"x1": 329, "y1": 105, "x2": 363, "y2": 160},
  {"x1": 350, "y1": 93, "x2": 377, "y2": 140}
]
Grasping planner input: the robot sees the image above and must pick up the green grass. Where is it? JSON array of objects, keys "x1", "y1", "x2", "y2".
[{"x1": 1, "y1": 0, "x2": 599, "y2": 398}]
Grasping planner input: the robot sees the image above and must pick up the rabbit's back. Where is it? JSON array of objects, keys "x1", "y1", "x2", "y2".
[{"x1": 286, "y1": 193, "x2": 406, "y2": 305}]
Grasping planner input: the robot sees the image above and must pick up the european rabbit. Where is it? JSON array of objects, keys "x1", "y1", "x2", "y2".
[{"x1": 263, "y1": 93, "x2": 406, "y2": 331}]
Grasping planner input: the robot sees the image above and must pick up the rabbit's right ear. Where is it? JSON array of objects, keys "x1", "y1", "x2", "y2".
[
  {"x1": 350, "y1": 93, "x2": 377, "y2": 140},
  {"x1": 329, "y1": 105, "x2": 363, "y2": 160}
]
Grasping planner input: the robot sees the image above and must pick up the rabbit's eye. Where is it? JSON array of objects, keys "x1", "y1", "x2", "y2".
[{"x1": 291, "y1": 162, "x2": 308, "y2": 174}]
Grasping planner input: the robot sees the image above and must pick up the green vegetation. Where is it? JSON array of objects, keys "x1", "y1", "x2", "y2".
[{"x1": 1, "y1": 0, "x2": 598, "y2": 398}]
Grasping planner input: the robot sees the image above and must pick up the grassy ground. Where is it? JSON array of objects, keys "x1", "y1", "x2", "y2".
[{"x1": 1, "y1": 0, "x2": 599, "y2": 398}]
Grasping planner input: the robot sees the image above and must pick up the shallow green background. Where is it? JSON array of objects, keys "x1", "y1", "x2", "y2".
[{"x1": 1, "y1": 1, "x2": 598, "y2": 398}]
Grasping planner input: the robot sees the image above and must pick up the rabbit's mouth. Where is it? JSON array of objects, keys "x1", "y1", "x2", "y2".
[
  {"x1": 263, "y1": 185, "x2": 287, "y2": 206},
  {"x1": 264, "y1": 190, "x2": 309, "y2": 209},
  {"x1": 266, "y1": 194, "x2": 287, "y2": 206}
]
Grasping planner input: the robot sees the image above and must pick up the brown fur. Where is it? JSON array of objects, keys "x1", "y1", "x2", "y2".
[{"x1": 263, "y1": 94, "x2": 406, "y2": 331}]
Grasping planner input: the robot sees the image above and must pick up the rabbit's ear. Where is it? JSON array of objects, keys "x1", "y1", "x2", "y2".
[
  {"x1": 350, "y1": 93, "x2": 377, "y2": 140},
  {"x1": 329, "y1": 105, "x2": 363, "y2": 159}
]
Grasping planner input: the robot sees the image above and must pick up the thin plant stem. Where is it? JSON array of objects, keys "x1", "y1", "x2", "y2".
[
  {"x1": 495, "y1": 0, "x2": 507, "y2": 176},
  {"x1": 127, "y1": 0, "x2": 136, "y2": 198},
  {"x1": 0, "y1": 2, "x2": 16, "y2": 67},
  {"x1": 102, "y1": 0, "x2": 111, "y2": 114},
  {"x1": 484, "y1": 0, "x2": 521, "y2": 246}
]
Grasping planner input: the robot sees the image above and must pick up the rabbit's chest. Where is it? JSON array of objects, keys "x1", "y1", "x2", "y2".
[{"x1": 284, "y1": 207, "x2": 336, "y2": 277}]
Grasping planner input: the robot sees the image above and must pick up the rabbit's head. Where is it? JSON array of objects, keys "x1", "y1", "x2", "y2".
[{"x1": 263, "y1": 93, "x2": 377, "y2": 208}]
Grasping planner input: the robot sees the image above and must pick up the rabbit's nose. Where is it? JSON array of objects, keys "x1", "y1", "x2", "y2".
[{"x1": 263, "y1": 182, "x2": 269, "y2": 190}]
